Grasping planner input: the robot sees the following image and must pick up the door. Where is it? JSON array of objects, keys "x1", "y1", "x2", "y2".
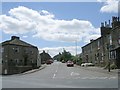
[{"x1": 116, "y1": 47, "x2": 120, "y2": 69}]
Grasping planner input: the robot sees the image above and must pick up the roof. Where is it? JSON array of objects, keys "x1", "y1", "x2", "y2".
[
  {"x1": 110, "y1": 46, "x2": 120, "y2": 51},
  {"x1": 82, "y1": 36, "x2": 102, "y2": 48},
  {"x1": 2, "y1": 36, "x2": 37, "y2": 48}
]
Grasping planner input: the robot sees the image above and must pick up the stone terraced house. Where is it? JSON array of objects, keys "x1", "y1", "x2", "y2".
[
  {"x1": 81, "y1": 16, "x2": 120, "y2": 68},
  {"x1": 0, "y1": 36, "x2": 41, "y2": 75}
]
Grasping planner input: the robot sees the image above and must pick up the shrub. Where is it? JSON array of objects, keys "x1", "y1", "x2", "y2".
[{"x1": 110, "y1": 63, "x2": 117, "y2": 69}]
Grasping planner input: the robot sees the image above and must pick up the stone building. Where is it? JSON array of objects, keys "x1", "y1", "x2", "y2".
[
  {"x1": 40, "y1": 50, "x2": 52, "y2": 64},
  {"x1": 81, "y1": 16, "x2": 120, "y2": 68},
  {"x1": 109, "y1": 17, "x2": 120, "y2": 68},
  {"x1": 1, "y1": 36, "x2": 41, "y2": 75}
]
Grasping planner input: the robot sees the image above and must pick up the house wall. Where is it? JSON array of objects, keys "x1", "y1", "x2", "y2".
[
  {"x1": 82, "y1": 37, "x2": 106, "y2": 66},
  {"x1": 2, "y1": 44, "x2": 39, "y2": 75},
  {"x1": 81, "y1": 16, "x2": 120, "y2": 67}
]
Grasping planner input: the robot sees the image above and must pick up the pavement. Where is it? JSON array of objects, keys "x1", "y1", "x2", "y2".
[
  {"x1": 75, "y1": 65, "x2": 119, "y2": 75},
  {"x1": 19, "y1": 64, "x2": 47, "y2": 75}
]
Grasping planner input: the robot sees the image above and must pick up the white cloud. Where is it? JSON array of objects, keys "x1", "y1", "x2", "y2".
[
  {"x1": 0, "y1": 6, "x2": 100, "y2": 43},
  {"x1": 99, "y1": 0, "x2": 118, "y2": 13},
  {"x1": 22, "y1": 35, "x2": 28, "y2": 38},
  {"x1": 40, "y1": 10, "x2": 55, "y2": 18},
  {"x1": 0, "y1": 15, "x2": 36, "y2": 34},
  {"x1": 39, "y1": 46, "x2": 82, "y2": 57}
]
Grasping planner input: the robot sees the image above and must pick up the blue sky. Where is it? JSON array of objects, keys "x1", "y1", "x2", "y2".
[{"x1": 1, "y1": 1, "x2": 118, "y2": 57}]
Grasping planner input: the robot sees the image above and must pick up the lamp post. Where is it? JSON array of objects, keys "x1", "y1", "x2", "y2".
[{"x1": 107, "y1": 44, "x2": 110, "y2": 72}]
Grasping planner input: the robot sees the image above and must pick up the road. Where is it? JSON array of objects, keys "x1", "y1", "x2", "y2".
[{"x1": 2, "y1": 61, "x2": 118, "y2": 88}]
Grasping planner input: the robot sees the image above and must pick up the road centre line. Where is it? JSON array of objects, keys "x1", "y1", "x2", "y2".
[
  {"x1": 56, "y1": 70, "x2": 58, "y2": 73},
  {"x1": 53, "y1": 64, "x2": 59, "y2": 79},
  {"x1": 71, "y1": 72, "x2": 74, "y2": 76},
  {"x1": 53, "y1": 74, "x2": 56, "y2": 79}
]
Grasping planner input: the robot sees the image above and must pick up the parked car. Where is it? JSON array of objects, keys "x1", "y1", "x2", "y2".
[
  {"x1": 66, "y1": 60, "x2": 74, "y2": 67},
  {"x1": 54, "y1": 60, "x2": 57, "y2": 62},
  {"x1": 81, "y1": 63, "x2": 94, "y2": 67},
  {"x1": 46, "y1": 60, "x2": 53, "y2": 64},
  {"x1": 62, "y1": 60, "x2": 65, "y2": 63}
]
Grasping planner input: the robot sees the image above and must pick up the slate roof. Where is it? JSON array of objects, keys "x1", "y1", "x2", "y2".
[{"x1": 2, "y1": 36, "x2": 37, "y2": 48}]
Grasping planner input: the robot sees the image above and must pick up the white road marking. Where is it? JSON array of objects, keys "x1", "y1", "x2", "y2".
[
  {"x1": 71, "y1": 72, "x2": 74, "y2": 76},
  {"x1": 56, "y1": 70, "x2": 58, "y2": 73},
  {"x1": 87, "y1": 77, "x2": 98, "y2": 79},
  {"x1": 80, "y1": 77, "x2": 117, "y2": 79},
  {"x1": 53, "y1": 74, "x2": 56, "y2": 79},
  {"x1": 52, "y1": 76, "x2": 117, "y2": 80},
  {"x1": 81, "y1": 77, "x2": 89, "y2": 79},
  {"x1": 53, "y1": 63, "x2": 59, "y2": 79},
  {"x1": 109, "y1": 77, "x2": 117, "y2": 79},
  {"x1": 71, "y1": 72, "x2": 80, "y2": 76}
]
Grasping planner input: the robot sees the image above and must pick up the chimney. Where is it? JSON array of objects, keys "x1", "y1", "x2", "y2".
[
  {"x1": 109, "y1": 20, "x2": 111, "y2": 26},
  {"x1": 105, "y1": 21, "x2": 107, "y2": 26},
  {"x1": 112, "y1": 16, "x2": 120, "y2": 28},
  {"x1": 101, "y1": 22, "x2": 104, "y2": 27},
  {"x1": 90, "y1": 39, "x2": 94, "y2": 42},
  {"x1": 118, "y1": 17, "x2": 119, "y2": 21},
  {"x1": 112, "y1": 16, "x2": 116, "y2": 22},
  {"x1": 11, "y1": 36, "x2": 20, "y2": 40}
]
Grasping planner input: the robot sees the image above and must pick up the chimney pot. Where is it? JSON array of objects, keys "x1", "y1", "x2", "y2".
[
  {"x1": 101, "y1": 22, "x2": 104, "y2": 27},
  {"x1": 109, "y1": 20, "x2": 111, "y2": 26},
  {"x1": 118, "y1": 17, "x2": 119, "y2": 21},
  {"x1": 105, "y1": 21, "x2": 107, "y2": 26},
  {"x1": 11, "y1": 36, "x2": 20, "y2": 40}
]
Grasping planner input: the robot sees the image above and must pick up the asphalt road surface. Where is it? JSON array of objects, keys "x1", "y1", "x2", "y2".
[{"x1": 2, "y1": 61, "x2": 118, "y2": 88}]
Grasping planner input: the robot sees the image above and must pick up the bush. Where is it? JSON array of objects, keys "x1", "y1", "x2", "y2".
[
  {"x1": 104, "y1": 63, "x2": 109, "y2": 69},
  {"x1": 104, "y1": 62, "x2": 117, "y2": 69},
  {"x1": 110, "y1": 63, "x2": 117, "y2": 69}
]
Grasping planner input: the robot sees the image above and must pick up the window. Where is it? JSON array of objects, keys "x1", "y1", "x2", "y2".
[
  {"x1": 101, "y1": 53, "x2": 104, "y2": 60},
  {"x1": 15, "y1": 59, "x2": 19, "y2": 65},
  {"x1": 25, "y1": 48, "x2": 29, "y2": 54},
  {"x1": 118, "y1": 35, "x2": 120, "y2": 45},
  {"x1": 109, "y1": 34, "x2": 112, "y2": 45},
  {"x1": 98, "y1": 40, "x2": 100, "y2": 50},
  {"x1": 30, "y1": 51, "x2": 34, "y2": 54},
  {"x1": 1, "y1": 47, "x2": 4, "y2": 53},
  {"x1": 110, "y1": 51, "x2": 116, "y2": 59},
  {"x1": 9, "y1": 59, "x2": 14, "y2": 66},
  {"x1": 90, "y1": 44, "x2": 92, "y2": 52},
  {"x1": 13, "y1": 47, "x2": 19, "y2": 53},
  {"x1": 0, "y1": 58, "x2": 2, "y2": 64}
]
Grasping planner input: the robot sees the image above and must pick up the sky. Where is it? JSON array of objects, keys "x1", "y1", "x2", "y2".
[{"x1": 0, "y1": 0, "x2": 118, "y2": 57}]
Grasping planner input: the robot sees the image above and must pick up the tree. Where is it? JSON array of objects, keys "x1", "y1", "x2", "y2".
[
  {"x1": 53, "y1": 52, "x2": 62, "y2": 61},
  {"x1": 55, "y1": 49, "x2": 72, "y2": 62},
  {"x1": 53, "y1": 49, "x2": 82, "y2": 64},
  {"x1": 71, "y1": 55, "x2": 82, "y2": 65}
]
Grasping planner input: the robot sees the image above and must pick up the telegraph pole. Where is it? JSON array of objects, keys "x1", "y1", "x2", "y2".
[
  {"x1": 76, "y1": 40, "x2": 77, "y2": 56},
  {"x1": 75, "y1": 40, "x2": 77, "y2": 64}
]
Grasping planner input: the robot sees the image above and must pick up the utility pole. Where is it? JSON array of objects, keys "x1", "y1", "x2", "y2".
[
  {"x1": 76, "y1": 40, "x2": 77, "y2": 56},
  {"x1": 75, "y1": 40, "x2": 77, "y2": 64}
]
